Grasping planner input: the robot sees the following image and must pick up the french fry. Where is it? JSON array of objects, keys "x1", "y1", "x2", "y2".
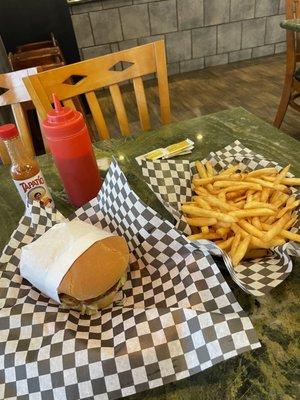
[
  {"x1": 231, "y1": 223, "x2": 248, "y2": 238},
  {"x1": 194, "y1": 197, "x2": 211, "y2": 209},
  {"x1": 263, "y1": 213, "x2": 291, "y2": 242},
  {"x1": 214, "y1": 181, "x2": 262, "y2": 191},
  {"x1": 193, "y1": 177, "x2": 214, "y2": 186},
  {"x1": 205, "y1": 161, "x2": 215, "y2": 177},
  {"x1": 234, "y1": 200, "x2": 246, "y2": 209},
  {"x1": 274, "y1": 165, "x2": 290, "y2": 184},
  {"x1": 248, "y1": 168, "x2": 278, "y2": 177},
  {"x1": 280, "y1": 229, "x2": 300, "y2": 243},
  {"x1": 215, "y1": 236, "x2": 234, "y2": 251},
  {"x1": 252, "y1": 216, "x2": 262, "y2": 230},
  {"x1": 187, "y1": 232, "x2": 222, "y2": 241},
  {"x1": 215, "y1": 221, "x2": 232, "y2": 228},
  {"x1": 196, "y1": 194, "x2": 237, "y2": 212},
  {"x1": 219, "y1": 164, "x2": 241, "y2": 176},
  {"x1": 276, "y1": 199, "x2": 300, "y2": 219},
  {"x1": 277, "y1": 178, "x2": 300, "y2": 186},
  {"x1": 244, "y1": 249, "x2": 268, "y2": 259},
  {"x1": 184, "y1": 217, "x2": 217, "y2": 227},
  {"x1": 194, "y1": 187, "x2": 210, "y2": 196},
  {"x1": 226, "y1": 190, "x2": 247, "y2": 200},
  {"x1": 216, "y1": 227, "x2": 230, "y2": 237},
  {"x1": 230, "y1": 232, "x2": 241, "y2": 257},
  {"x1": 196, "y1": 161, "x2": 207, "y2": 179},
  {"x1": 218, "y1": 192, "x2": 226, "y2": 201},
  {"x1": 284, "y1": 215, "x2": 298, "y2": 230},
  {"x1": 246, "y1": 177, "x2": 288, "y2": 192},
  {"x1": 181, "y1": 205, "x2": 237, "y2": 223},
  {"x1": 238, "y1": 219, "x2": 265, "y2": 239},
  {"x1": 251, "y1": 236, "x2": 286, "y2": 249},
  {"x1": 244, "y1": 201, "x2": 276, "y2": 210},
  {"x1": 260, "y1": 187, "x2": 270, "y2": 203},
  {"x1": 264, "y1": 177, "x2": 300, "y2": 186},
  {"x1": 229, "y1": 208, "x2": 275, "y2": 218},
  {"x1": 201, "y1": 226, "x2": 210, "y2": 234},
  {"x1": 231, "y1": 235, "x2": 251, "y2": 267}
]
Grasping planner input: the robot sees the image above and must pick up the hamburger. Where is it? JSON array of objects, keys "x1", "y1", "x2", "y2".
[
  {"x1": 59, "y1": 235, "x2": 129, "y2": 314},
  {"x1": 20, "y1": 220, "x2": 129, "y2": 315}
]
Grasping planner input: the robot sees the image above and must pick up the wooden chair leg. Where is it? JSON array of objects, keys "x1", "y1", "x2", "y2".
[{"x1": 274, "y1": 76, "x2": 293, "y2": 128}]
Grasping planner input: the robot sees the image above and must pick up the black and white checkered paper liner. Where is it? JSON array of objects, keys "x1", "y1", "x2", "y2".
[
  {"x1": 0, "y1": 159, "x2": 260, "y2": 400},
  {"x1": 138, "y1": 140, "x2": 300, "y2": 297}
]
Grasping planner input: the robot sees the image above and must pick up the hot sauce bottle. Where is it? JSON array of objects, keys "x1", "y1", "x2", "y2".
[
  {"x1": 0, "y1": 124, "x2": 52, "y2": 206},
  {"x1": 42, "y1": 95, "x2": 101, "y2": 207}
]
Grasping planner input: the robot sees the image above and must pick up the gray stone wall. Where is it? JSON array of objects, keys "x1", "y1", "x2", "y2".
[{"x1": 70, "y1": 0, "x2": 286, "y2": 75}]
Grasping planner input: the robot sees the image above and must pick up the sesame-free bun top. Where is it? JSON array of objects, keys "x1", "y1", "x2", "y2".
[{"x1": 58, "y1": 236, "x2": 129, "y2": 301}]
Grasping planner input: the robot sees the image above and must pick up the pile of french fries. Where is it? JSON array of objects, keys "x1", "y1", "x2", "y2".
[{"x1": 181, "y1": 161, "x2": 300, "y2": 267}]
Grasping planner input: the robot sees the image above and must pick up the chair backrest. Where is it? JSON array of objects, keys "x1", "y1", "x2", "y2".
[
  {"x1": 23, "y1": 40, "x2": 171, "y2": 139},
  {"x1": 0, "y1": 67, "x2": 40, "y2": 163},
  {"x1": 286, "y1": 0, "x2": 300, "y2": 18},
  {"x1": 286, "y1": 0, "x2": 300, "y2": 58}
]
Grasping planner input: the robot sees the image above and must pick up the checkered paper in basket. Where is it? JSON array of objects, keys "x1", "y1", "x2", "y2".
[
  {"x1": 0, "y1": 159, "x2": 260, "y2": 400},
  {"x1": 138, "y1": 140, "x2": 300, "y2": 297}
]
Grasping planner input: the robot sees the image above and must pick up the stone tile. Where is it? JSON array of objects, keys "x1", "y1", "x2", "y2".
[
  {"x1": 265, "y1": 15, "x2": 286, "y2": 43},
  {"x1": 255, "y1": 0, "x2": 280, "y2": 17},
  {"x1": 205, "y1": 53, "x2": 228, "y2": 67},
  {"x1": 166, "y1": 31, "x2": 191, "y2": 62},
  {"x1": 180, "y1": 58, "x2": 204, "y2": 73},
  {"x1": 192, "y1": 26, "x2": 217, "y2": 57},
  {"x1": 102, "y1": 0, "x2": 132, "y2": 8},
  {"x1": 279, "y1": 0, "x2": 285, "y2": 13},
  {"x1": 110, "y1": 42, "x2": 119, "y2": 52},
  {"x1": 82, "y1": 44, "x2": 111, "y2": 59},
  {"x1": 252, "y1": 44, "x2": 275, "y2": 58},
  {"x1": 230, "y1": 0, "x2": 255, "y2": 21},
  {"x1": 90, "y1": 9, "x2": 123, "y2": 44},
  {"x1": 167, "y1": 62, "x2": 179, "y2": 75},
  {"x1": 275, "y1": 41, "x2": 286, "y2": 54},
  {"x1": 149, "y1": 0, "x2": 177, "y2": 34},
  {"x1": 242, "y1": 18, "x2": 266, "y2": 48},
  {"x1": 71, "y1": 1, "x2": 103, "y2": 14},
  {"x1": 204, "y1": 0, "x2": 230, "y2": 26},
  {"x1": 229, "y1": 49, "x2": 252, "y2": 63},
  {"x1": 133, "y1": 0, "x2": 157, "y2": 3},
  {"x1": 217, "y1": 22, "x2": 241, "y2": 53},
  {"x1": 120, "y1": 4, "x2": 150, "y2": 40},
  {"x1": 177, "y1": 0, "x2": 203, "y2": 30},
  {"x1": 71, "y1": 13, "x2": 94, "y2": 48},
  {"x1": 134, "y1": 0, "x2": 160, "y2": 3},
  {"x1": 118, "y1": 39, "x2": 138, "y2": 51},
  {"x1": 138, "y1": 35, "x2": 164, "y2": 45}
]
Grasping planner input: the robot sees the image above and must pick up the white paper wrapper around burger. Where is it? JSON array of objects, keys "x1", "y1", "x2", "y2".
[{"x1": 20, "y1": 220, "x2": 114, "y2": 303}]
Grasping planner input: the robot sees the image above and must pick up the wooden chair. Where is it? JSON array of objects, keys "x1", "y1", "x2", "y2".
[
  {"x1": 23, "y1": 40, "x2": 171, "y2": 139},
  {"x1": 9, "y1": 33, "x2": 65, "y2": 72},
  {"x1": 0, "y1": 67, "x2": 45, "y2": 164},
  {"x1": 274, "y1": 0, "x2": 300, "y2": 128}
]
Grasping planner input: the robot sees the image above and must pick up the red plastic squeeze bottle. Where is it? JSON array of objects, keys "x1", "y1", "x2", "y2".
[{"x1": 42, "y1": 95, "x2": 101, "y2": 207}]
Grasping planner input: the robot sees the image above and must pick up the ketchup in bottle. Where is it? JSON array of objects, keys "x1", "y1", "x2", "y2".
[
  {"x1": 0, "y1": 124, "x2": 53, "y2": 206},
  {"x1": 42, "y1": 95, "x2": 101, "y2": 207}
]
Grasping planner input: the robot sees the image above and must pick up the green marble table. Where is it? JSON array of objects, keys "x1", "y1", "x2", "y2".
[
  {"x1": 0, "y1": 108, "x2": 299, "y2": 399},
  {"x1": 280, "y1": 18, "x2": 300, "y2": 32}
]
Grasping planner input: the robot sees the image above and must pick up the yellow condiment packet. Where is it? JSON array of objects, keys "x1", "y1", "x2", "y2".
[
  {"x1": 145, "y1": 148, "x2": 166, "y2": 161},
  {"x1": 136, "y1": 139, "x2": 194, "y2": 162},
  {"x1": 165, "y1": 139, "x2": 194, "y2": 156}
]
